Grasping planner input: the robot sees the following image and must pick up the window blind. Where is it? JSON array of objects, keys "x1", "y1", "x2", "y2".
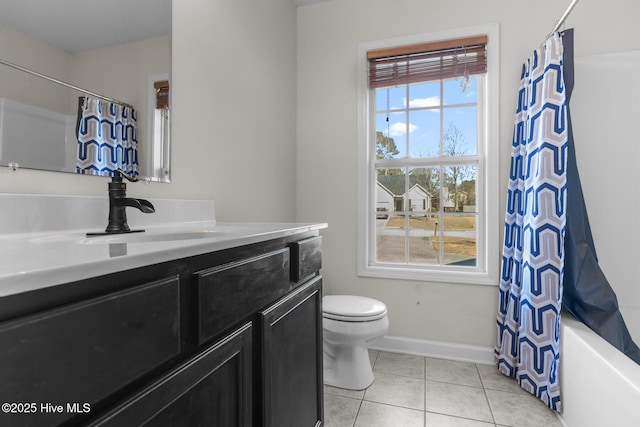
[
  {"x1": 367, "y1": 35, "x2": 488, "y2": 89},
  {"x1": 154, "y1": 80, "x2": 170, "y2": 109}
]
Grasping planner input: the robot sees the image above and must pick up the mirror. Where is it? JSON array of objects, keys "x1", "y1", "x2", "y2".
[{"x1": 0, "y1": 0, "x2": 172, "y2": 182}]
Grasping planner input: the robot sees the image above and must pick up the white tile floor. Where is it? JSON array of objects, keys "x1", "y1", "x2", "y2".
[{"x1": 323, "y1": 351, "x2": 564, "y2": 427}]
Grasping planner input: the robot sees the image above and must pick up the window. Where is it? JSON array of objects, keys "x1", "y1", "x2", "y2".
[
  {"x1": 357, "y1": 25, "x2": 499, "y2": 285},
  {"x1": 147, "y1": 74, "x2": 171, "y2": 181}
]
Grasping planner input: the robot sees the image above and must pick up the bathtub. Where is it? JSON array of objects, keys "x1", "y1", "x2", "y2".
[{"x1": 559, "y1": 308, "x2": 640, "y2": 427}]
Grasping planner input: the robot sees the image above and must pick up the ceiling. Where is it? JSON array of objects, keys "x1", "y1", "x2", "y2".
[
  {"x1": 0, "y1": 0, "x2": 330, "y2": 55},
  {"x1": 0, "y1": 0, "x2": 171, "y2": 54}
]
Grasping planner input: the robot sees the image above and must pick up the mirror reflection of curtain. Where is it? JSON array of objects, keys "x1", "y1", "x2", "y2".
[{"x1": 76, "y1": 96, "x2": 138, "y2": 177}]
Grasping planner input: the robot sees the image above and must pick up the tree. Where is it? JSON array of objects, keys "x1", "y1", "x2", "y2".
[
  {"x1": 376, "y1": 131, "x2": 402, "y2": 175},
  {"x1": 443, "y1": 122, "x2": 472, "y2": 212},
  {"x1": 409, "y1": 168, "x2": 439, "y2": 204},
  {"x1": 376, "y1": 131, "x2": 399, "y2": 159},
  {"x1": 459, "y1": 179, "x2": 476, "y2": 207}
]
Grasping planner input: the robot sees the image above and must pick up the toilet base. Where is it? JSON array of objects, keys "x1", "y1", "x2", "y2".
[{"x1": 323, "y1": 343, "x2": 374, "y2": 390}]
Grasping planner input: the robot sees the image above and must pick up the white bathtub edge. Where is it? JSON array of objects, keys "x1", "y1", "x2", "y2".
[{"x1": 560, "y1": 314, "x2": 640, "y2": 427}]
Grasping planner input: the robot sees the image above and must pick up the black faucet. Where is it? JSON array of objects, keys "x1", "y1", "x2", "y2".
[{"x1": 90, "y1": 170, "x2": 155, "y2": 235}]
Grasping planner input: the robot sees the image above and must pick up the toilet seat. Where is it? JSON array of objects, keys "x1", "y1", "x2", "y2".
[{"x1": 323, "y1": 295, "x2": 387, "y2": 322}]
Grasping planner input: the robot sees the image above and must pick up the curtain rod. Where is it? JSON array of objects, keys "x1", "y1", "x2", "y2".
[
  {"x1": 0, "y1": 58, "x2": 134, "y2": 109},
  {"x1": 547, "y1": 0, "x2": 580, "y2": 38}
]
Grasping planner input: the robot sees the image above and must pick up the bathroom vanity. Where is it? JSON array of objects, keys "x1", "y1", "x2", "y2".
[{"x1": 0, "y1": 196, "x2": 326, "y2": 427}]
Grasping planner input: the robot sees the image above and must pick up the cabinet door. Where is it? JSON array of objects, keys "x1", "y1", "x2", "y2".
[
  {"x1": 261, "y1": 276, "x2": 323, "y2": 427},
  {"x1": 0, "y1": 277, "x2": 181, "y2": 427},
  {"x1": 90, "y1": 323, "x2": 253, "y2": 427}
]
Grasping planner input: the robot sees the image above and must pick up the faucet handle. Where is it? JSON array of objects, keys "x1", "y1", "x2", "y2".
[{"x1": 115, "y1": 169, "x2": 139, "y2": 182}]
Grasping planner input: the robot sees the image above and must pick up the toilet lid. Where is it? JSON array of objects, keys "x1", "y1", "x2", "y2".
[{"x1": 323, "y1": 295, "x2": 387, "y2": 321}]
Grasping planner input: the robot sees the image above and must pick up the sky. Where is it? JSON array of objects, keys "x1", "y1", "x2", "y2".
[{"x1": 375, "y1": 76, "x2": 480, "y2": 158}]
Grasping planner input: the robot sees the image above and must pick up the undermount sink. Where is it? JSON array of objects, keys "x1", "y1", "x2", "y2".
[
  {"x1": 81, "y1": 230, "x2": 221, "y2": 245},
  {"x1": 28, "y1": 229, "x2": 222, "y2": 245}
]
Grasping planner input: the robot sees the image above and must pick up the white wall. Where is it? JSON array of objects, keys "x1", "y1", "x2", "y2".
[
  {"x1": 0, "y1": 0, "x2": 298, "y2": 224},
  {"x1": 296, "y1": 0, "x2": 640, "y2": 347},
  {"x1": 170, "y1": 0, "x2": 298, "y2": 221},
  {"x1": 571, "y1": 51, "x2": 640, "y2": 308},
  {"x1": 0, "y1": 26, "x2": 71, "y2": 113}
]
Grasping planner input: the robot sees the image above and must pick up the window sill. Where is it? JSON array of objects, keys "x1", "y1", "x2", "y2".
[{"x1": 357, "y1": 263, "x2": 498, "y2": 286}]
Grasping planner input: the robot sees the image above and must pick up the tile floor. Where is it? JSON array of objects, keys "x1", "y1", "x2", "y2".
[{"x1": 323, "y1": 350, "x2": 564, "y2": 427}]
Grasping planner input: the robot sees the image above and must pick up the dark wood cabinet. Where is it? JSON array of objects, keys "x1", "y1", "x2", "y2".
[
  {"x1": 0, "y1": 277, "x2": 181, "y2": 427},
  {"x1": 261, "y1": 276, "x2": 323, "y2": 427},
  {"x1": 196, "y1": 248, "x2": 291, "y2": 344},
  {"x1": 0, "y1": 232, "x2": 323, "y2": 427}
]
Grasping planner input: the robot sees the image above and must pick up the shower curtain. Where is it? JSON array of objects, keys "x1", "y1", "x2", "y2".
[
  {"x1": 76, "y1": 96, "x2": 138, "y2": 177},
  {"x1": 495, "y1": 32, "x2": 567, "y2": 412}
]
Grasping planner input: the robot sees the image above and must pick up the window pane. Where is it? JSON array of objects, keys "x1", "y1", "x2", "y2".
[
  {"x1": 408, "y1": 109, "x2": 440, "y2": 158},
  {"x1": 376, "y1": 168, "x2": 406, "y2": 264},
  {"x1": 408, "y1": 82, "x2": 440, "y2": 109},
  {"x1": 442, "y1": 106, "x2": 477, "y2": 156},
  {"x1": 441, "y1": 214, "x2": 477, "y2": 266},
  {"x1": 376, "y1": 168, "x2": 406, "y2": 215},
  {"x1": 406, "y1": 167, "x2": 440, "y2": 265},
  {"x1": 443, "y1": 165, "x2": 476, "y2": 213},
  {"x1": 375, "y1": 86, "x2": 406, "y2": 111},
  {"x1": 433, "y1": 165, "x2": 478, "y2": 267},
  {"x1": 376, "y1": 219, "x2": 406, "y2": 264},
  {"x1": 443, "y1": 76, "x2": 477, "y2": 105},
  {"x1": 408, "y1": 167, "x2": 440, "y2": 210},
  {"x1": 408, "y1": 215, "x2": 439, "y2": 265},
  {"x1": 376, "y1": 112, "x2": 406, "y2": 158},
  {"x1": 442, "y1": 163, "x2": 476, "y2": 267}
]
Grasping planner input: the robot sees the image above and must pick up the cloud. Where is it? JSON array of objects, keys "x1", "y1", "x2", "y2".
[
  {"x1": 389, "y1": 122, "x2": 418, "y2": 136},
  {"x1": 408, "y1": 96, "x2": 440, "y2": 108}
]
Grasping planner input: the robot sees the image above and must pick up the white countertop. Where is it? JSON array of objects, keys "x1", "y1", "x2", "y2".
[
  {"x1": 0, "y1": 193, "x2": 327, "y2": 298},
  {"x1": 0, "y1": 221, "x2": 327, "y2": 298}
]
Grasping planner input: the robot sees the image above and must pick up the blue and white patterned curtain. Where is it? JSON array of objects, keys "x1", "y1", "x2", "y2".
[
  {"x1": 495, "y1": 33, "x2": 567, "y2": 412},
  {"x1": 76, "y1": 96, "x2": 138, "y2": 177}
]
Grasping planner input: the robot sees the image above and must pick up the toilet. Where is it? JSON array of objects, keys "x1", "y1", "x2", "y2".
[{"x1": 322, "y1": 295, "x2": 389, "y2": 390}]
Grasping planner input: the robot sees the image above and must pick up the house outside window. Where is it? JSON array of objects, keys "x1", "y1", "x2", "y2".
[{"x1": 357, "y1": 25, "x2": 499, "y2": 285}]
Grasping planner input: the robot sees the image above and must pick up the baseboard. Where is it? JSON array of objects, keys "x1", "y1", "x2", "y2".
[
  {"x1": 557, "y1": 415, "x2": 569, "y2": 427},
  {"x1": 370, "y1": 335, "x2": 495, "y2": 365}
]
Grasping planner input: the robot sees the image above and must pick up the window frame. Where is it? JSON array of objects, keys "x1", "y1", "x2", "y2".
[{"x1": 356, "y1": 24, "x2": 500, "y2": 286}]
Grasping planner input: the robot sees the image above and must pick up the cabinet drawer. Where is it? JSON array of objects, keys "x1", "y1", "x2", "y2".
[
  {"x1": 0, "y1": 276, "x2": 181, "y2": 427},
  {"x1": 290, "y1": 236, "x2": 322, "y2": 282},
  {"x1": 196, "y1": 248, "x2": 290, "y2": 344}
]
